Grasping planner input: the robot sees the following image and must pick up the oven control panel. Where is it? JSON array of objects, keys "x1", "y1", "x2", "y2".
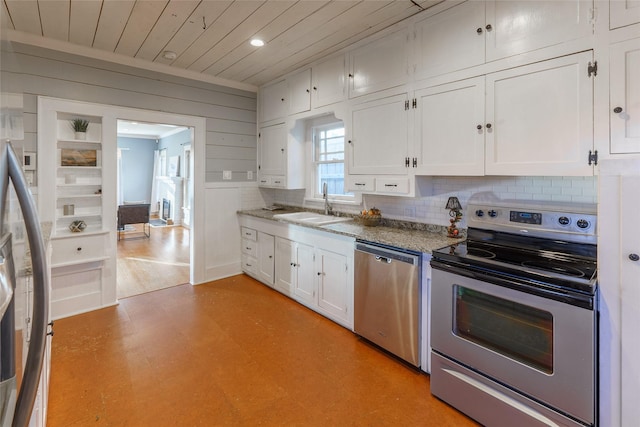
[{"x1": 469, "y1": 203, "x2": 597, "y2": 243}]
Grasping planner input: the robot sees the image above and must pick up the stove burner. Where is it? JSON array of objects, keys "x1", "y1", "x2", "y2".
[
  {"x1": 467, "y1": 248, "x2": 496, "y2": 259},
  {"x1": 521, "y1": 260, "x2": 585, "y2": 278}
]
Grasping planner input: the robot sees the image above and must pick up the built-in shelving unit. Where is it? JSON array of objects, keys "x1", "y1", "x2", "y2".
[{"x1": 38, "y1": 97, "x2": 117, "y2": 320}]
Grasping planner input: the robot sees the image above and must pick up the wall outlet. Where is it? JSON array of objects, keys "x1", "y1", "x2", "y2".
[
  {"x1": 223, "y1": 170, "x2": 232, "y2": 180},
  {"x1": 247, "y1": 171, "x2": 253, "y2": 180}
]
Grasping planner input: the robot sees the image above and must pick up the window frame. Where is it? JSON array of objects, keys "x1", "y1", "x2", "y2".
[{"x1": 311, "y1": 121, "x2": 354, "y2": 202}]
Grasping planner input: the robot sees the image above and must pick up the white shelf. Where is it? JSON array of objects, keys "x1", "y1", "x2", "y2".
[
  {"x1": 57, "y1": 213, "x2": 102, "y2": 220},
  {"x1": 57, "y1": 194, "x2": 102, "y2": 199},
  {"x1": 52, "y1": 229, "x2": 109, "y2": 239},
  {"x1": 58, "y1": 166, "x2": 102, "y2": 171},
  {"x1": 57, "y1": 138, "x2": 101, "y2": 144}
]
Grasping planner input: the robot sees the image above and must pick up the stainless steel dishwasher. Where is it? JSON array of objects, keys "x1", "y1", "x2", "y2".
[{"x1": 354, "y1": 241, "x2": 421, "y2": 367}]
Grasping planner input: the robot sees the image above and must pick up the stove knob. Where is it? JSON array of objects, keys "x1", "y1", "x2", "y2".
[
  {"x1": 576, "y1": 219, "x2": 590, "y2": 229},
  {"x1": 488, "y1": 210, "x2": 497, "y2": 218},
  {"x1": 475, "y1": 210, "x2": 484, "y2": 217},
  {"x1": 558, "y1": 216, "x2": 570, "y2": 226}
]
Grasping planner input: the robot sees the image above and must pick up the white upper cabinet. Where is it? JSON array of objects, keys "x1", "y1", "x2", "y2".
[
  {"x1": 610, "y1": 37, "x2": 640, "y2": 154},
  {"x1": 288, "y1": 68, "x2": 311, "y2": 115},
  {"x1": 260, "y1": 79, "x2": 288, "y2": 123},
  {"x1": 485, "y1": 0, "x2": 593, "y2": 61},
  {"x1": 258, "y1": 123, "x2": 287, "y2": 176},
  {"x1": 413, "y1": 77, "x2": 485, "y2": 176},
  {"x1": 610, "y1": 0, "x2": 640, "y2": 30},
  {"x1": 414, "y1": 1, "x2": 486, "y2": 80},
  {"x1": 348, "y1": 92, "x2": 410, "y2": 175},
  {"x1": 349, "y1": 29, "x2": 411, "y2": 98},
  {"x1": 312, "y1": 54, "x2": 347, "y2": 108},
  {"x1": 415, "y1": 0, "x2": 593, "y2": 80},
  {"x1": 485, "y1": 51, "x2": 594, "y2": 176}
]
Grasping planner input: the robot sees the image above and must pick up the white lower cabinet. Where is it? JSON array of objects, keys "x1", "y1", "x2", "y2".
[
  {"x1": 257, "y1": 232, "x2": 275, "y2": 285},
  {"x1": 240, "y1": 216, "x2": 354, "y2": 329}
]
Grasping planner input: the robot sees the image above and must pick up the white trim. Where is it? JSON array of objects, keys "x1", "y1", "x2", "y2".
[{"x1": 3, "y1": 29, "x2": 258, "y2": 93}]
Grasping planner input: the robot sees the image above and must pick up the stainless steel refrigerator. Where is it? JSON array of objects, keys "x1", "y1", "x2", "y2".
[{"x1": 0, "y1": 137, "x2": 50, "y2": 427}]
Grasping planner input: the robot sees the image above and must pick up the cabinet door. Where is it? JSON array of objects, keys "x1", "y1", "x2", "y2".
[
  {"x1": 349, "y1": 29, "x2": 410, "y2": 98},
  {"x1": 288, "y1": 69, "x2": 311, "y2": 115},
  {"x1": 260, "y1": 79, "x2": 288, "y2": 123},
  {"x1": 312, "y1": 54, "x2": 346, "y2": 108},
  {"x1": 485, "y1": 51, "x2": 594, "y2": 176},
  {"x1": 293, "y1": 243, "x2": 315, "y2": 305},
  {"x1": 257, "y1": 232, "x2": 275, "y2": 286},
  {"x1": 258, "y1": 124, "x2": 286, "y2": 176},
  {"x1": 610, "y1": 0, "x2": 640, "y2": 30},
  {"x1": 486, "y1": 0, "x2": 593, "y2": 62},
  {"x1": 414, "y1": 77, "x2": 485, "y2": 176},
  {"x1": 619, "y1": 175, "x2": 640, "y2": 426},
  {"x1": 610, "y1": 38, "x2": 640, "y2": 154},
  {"x1": 349, "y1": 93, "x2": 409, "y2": 175},
  {"x1": 274, "y1": 237, "x2": 295, "y2": 295},
  {"x1": 414, "y1": 1, "x2": 485, "y2": 80},
  {"x1": 316, "y1": 249, "x2": 349, "y2": 322}
]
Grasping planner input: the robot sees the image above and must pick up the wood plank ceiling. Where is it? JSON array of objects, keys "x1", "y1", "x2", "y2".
[{"x1": 1, "y1": 0, "x2": 442, "y2": 90}]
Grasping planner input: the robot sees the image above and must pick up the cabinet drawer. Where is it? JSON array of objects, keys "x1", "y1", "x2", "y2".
[
  {"x1": 375, "y1": 178, "x2": 410, "y2": 194},
  {"x1": 258, "y1": 176, "x2": 271, "y2": 186},
  {"x1": 241, "y1": 239, "x2": 258, "y2": 257},
  {"x1": 242, "y1": 254, "x2": 258, "y2": 275},
  {"x1": 241, "y1": 227, "x2": 257, "y2": 241},
  {"x1": 346, "y1": 176, "x2": 375, "y2": 192},
  {"x1": 51, "y1": 234, "x2": 107, "y2": 266},
  {"x1": 271, "y1": 176, "x2": 286, "y2": 188}
]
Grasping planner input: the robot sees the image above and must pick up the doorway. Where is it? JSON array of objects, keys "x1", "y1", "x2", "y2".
[{"x1": 115, "y1": 120, "x2": 194, "y2": 299}]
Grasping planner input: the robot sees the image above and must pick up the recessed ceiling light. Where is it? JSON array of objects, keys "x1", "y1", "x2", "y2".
[
  {"x1": 250, "y1": 39, "x2": 265, "y2": 47},
  {"x1": 162, "y1": 50, "x2": 177, "y2": 60}
]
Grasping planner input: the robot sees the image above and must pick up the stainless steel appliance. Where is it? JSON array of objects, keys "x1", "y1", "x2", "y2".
[
  {"x1": 430, "y1": 199, "x2": 597, "y2": 427},
  {"x1": 0, "y1": 139, "x2": 49, "y2": 426},
  {"x1": 354, "y1": 241, "x2": 421, "y2": 367}
]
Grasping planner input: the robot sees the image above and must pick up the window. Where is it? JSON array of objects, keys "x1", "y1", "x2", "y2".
[{"x1": 313, "y1": 122, "x2": 352, "y2": 200}]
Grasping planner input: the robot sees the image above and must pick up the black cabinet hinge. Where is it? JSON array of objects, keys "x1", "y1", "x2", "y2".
[
  {"x1": 588, "y1": 61, "x2": 597, "y2": 77},
  {"x1": 588, "y1": 150, "x2": 598, "y2": 166}
]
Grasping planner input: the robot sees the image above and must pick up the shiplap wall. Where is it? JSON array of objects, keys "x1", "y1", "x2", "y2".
[{"x1": 0, "y1": 40, "x2": 257, "y2": 183}]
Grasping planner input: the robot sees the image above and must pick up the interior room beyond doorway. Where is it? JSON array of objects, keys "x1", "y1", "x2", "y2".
[{"x1": 116, "y1": 120, "x2": 193, "y2": 298}]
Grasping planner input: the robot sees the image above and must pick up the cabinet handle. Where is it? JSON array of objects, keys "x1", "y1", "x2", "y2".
[
  {"x1": 246, "y1": 247, "x2": 251, "y2": 250},
  {"x1": 281, "y1": 148, "x2": 285, "y2": 152},
  {"x1": 354, "y1": 183, "x2": 366, "y2": 186},
  {"x1": 477, "y1": 124, "x2": 483, "y2": 130},
  {"x1": 384, "y1": 184, "x2": 398, "y2": 188},
  {"x1": 306, "y1": 89, "x2": 310, "y2": 93},
  {"x1": 281, "y1": 98, "x2": 285, "y2": 102},
  {"x1": 629, "y1": 253, "x2": 639, "y2": 262},
  {"x1": 614, "y1": 106, "x2": 623, "y2": 114},
  {"x1": 317, "y1": 272, "x2": 324, "y2": 276},
  {"x1": 269, "y1": 255, "x2": 273, "y2": 259},
  {"x1": 348, "y1": 73, "x2": 354, "y2": 78},
  {"x1": 77, "y1": 247, "x2": 82, "y2": 251},
  {"x1": 485, "y1": 24, "x2": 492, "y2": 31},
  {"x1": 313, "y1": 86, "x2": 317, "y2": 91},
  {"x1": 348, "y1": 140, "x2": 352, "y2": 144},
  {"x1": 476, "y1": 27, "x2": 483, "y2": 34},
  {"x1": 486, "y1": 123, "x2": 492, "y2": 129}
]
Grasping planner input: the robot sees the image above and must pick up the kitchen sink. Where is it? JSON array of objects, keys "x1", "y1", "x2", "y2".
[{"x1": 272, "y1": 211, "x2": 352, "y2": 225}]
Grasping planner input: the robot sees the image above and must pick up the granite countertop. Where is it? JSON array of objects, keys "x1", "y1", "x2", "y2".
[{"x1": 238, "y1": 208, "x2": 463, "y2": 254}]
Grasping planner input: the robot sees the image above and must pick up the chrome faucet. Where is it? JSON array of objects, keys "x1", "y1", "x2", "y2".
[{"x1": 322, "y1": 182, "x2": 333, "y2": 215}]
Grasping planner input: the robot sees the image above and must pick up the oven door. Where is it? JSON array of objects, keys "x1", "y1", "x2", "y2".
[{"x1": 431, "y1": 268, "x2": 595, "y2": 424}]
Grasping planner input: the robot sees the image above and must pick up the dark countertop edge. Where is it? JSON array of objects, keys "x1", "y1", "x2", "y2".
[{"x1": 237, "y1": 208, "x2": 465, "y2": 254}]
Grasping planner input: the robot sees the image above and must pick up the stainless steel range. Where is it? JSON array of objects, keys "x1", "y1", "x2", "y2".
[{"x1": 430, "y1": 198, "x2": 597, "y2": 427}]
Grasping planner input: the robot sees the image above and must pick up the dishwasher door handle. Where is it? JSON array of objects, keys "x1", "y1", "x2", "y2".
[{"x1": 375, "y1": 255, "x2": 392, "y2": 264}]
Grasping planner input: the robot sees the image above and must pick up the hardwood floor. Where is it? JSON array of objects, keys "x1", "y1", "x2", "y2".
[
  {"x1": 47, "y1": 275, "x2": 480, "y2": 426},
  {"x1": 116, "y1": 224, "x2": 190, "y2": 299}
]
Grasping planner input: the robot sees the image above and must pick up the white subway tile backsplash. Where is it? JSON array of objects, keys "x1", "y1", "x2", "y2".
[{"x1": 268, "y1": 176, "x2": 597, "y2": 229}]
